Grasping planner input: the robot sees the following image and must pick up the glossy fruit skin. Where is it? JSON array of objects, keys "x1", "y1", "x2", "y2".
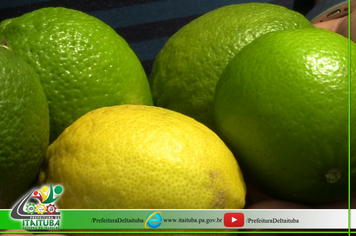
[
  {"x1": 0, "y1": 7, "x2": 153, "y2": 143},
  {"x1": 0, "y1": 46, "x2": 49, "y2": 208},
  {"x1": 39, "y1": 105, "x2": 246, "y2": 210},
  {"x1": 214, "y1": 28, "x2": 355, "y2": 204},
  {"x1": 149, "y1": 3, "x2": 312, "y2": 130}
]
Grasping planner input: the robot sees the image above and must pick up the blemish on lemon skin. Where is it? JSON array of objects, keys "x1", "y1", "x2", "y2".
[
  {"x1": 324, "y1": 168, "x2": 342, "y2": 184},
  {"x1": 213, "y1": 191, "x2": 226, "y2": 209},
  {"x1": 209, "y1": 171, "x2": 228, "y2": 208},
  {"x1": 210, "y1": 170, "x2": 218, "y2": 179}
]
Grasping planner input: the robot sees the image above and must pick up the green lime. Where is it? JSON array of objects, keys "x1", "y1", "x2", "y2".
[
  {"x1": 0, "y1": 44, "x2": 49, "y2": 208},
  {"x1": 214, "y1": 27, "x2": 355, "y2": 204},
  {"x1": 149, "y1": 3, "x2": 312, "y2": 129},
  {"x1": 0, "y1": 7, "x2": 153, "y2": 143}
]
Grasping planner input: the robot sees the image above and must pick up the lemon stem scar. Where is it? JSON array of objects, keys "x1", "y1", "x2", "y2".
[
  {"x1": 1, "y1": 38, "x2": 7, "y2": 45},
  {"x1": 324, "y1": 168, "x2": 342, "y2": 184},
  {"x1": 0, "y1": 38, "x2": 13, "y2": 52}
]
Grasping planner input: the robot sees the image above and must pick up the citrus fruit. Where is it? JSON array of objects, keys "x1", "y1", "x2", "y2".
[
  {"x1": 0, "y1": 44, "x2": 49, "y2": 208},
  {"x1": 149, "y1": 3, "x2": 312, "y2": 130},
  {"x1": 38, "y1": 105, "x2": 246, "y2": 210},
  {"x1": 0, "y1": 7, "x2": 153, "y2": 143},
  {"x1": 213, "y1": 27, "x2": 355, "y2": 204}
]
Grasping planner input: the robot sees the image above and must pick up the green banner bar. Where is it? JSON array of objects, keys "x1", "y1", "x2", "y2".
[
  {"x1": 61, "y1": 210, "x2": 153, "y2": 229},
  {"x1": 0, "y1": 209, "x2": 349, "y2": 231},
  {"x1": 0, "y1": 210, "x2": 21, "y2": 229},
  {"x1": 1, "y1": 210, "x2": 226, "y2": 230}
]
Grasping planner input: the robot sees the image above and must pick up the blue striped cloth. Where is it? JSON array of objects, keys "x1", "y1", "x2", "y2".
[{"x1": 0, "y1": 0, "x2": 312, "y2": 75}]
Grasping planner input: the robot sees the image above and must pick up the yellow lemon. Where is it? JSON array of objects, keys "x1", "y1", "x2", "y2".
[{"x1": 39, "y1": 105, "x2": 246, "y2": 210}]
